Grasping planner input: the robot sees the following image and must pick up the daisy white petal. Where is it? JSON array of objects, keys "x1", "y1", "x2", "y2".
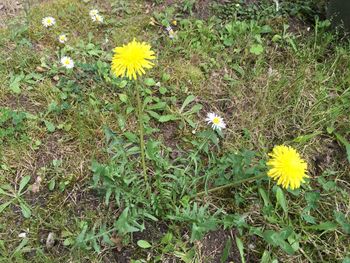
[
  {"x1": 42, "y1": 16, "x2": 56, "y2": 27},
  {"x1": 58, "y1": 34, "x2": 67, "y2": 44},
  {"x1": 60, "y1": 56, "x2": 74, "y2": 69},
  {"x1": 91, "y1": 14, "x2": 104, "y2": 23},
  {"x1": 205, "y1": 112, "x2": 226, "y2": 131},
  {"x1": 89, "y1": 9, "x2": 99, "y2": 17}
]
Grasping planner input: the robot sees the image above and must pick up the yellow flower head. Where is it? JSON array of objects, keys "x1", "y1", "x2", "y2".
[
  {"x1": 111, "y1": 39, "x2": 155, "y2": 80},
  {"x1": 267, "y1": 145, "x2": 308, "y2": 190}
]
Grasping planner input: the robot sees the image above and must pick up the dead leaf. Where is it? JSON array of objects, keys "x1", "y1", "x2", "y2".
[
  {"x1": 31, "y1": 176, "x2": 42, "y2": 193},
  {"x1": 110, "y1": 235, "x2": 123, "y2": 252}
]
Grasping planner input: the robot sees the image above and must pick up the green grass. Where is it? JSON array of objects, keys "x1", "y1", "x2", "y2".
[{"x1": 1, "y1": 0, "x2": 350, "y2": 262}]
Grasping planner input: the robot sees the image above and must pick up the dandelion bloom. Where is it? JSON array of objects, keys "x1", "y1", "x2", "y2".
[
  {"x1": 205, "y1": 112, "x2": 226, "y2": 131},
  {"x1": 267, "y1": 145, "x2": 308, "y2": 190},
  {"x1": 60, "y1": 56, "x2": 74, "y2": 69},
  {"x1": 58, "y1": 34, "x2": 67, "y2": 44},
  {"x1": 92, "y1": 14, "x2": 104, "y2": 23},
  {"x1": 111, "y1": 39, "x2": 155, "y2": 80},
  {"x1": 42, "y1": 17, "x2": 56, "y2": 27}
]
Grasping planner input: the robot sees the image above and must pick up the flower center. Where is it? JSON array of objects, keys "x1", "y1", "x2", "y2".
[
  {"x1": 212, "y1": 117, "x2": 220, "y2": 125},
  {"x1": 64, "y1": 60, "x2": 70, "y2": 65}
]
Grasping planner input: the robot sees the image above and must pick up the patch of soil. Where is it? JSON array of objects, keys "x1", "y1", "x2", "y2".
[
  {"x1": 0, "y1": 0, "x2": 23, "y2": 28},
  {"x1": 312, "y1": 138, "x2": 345, "y2": 176},
  {"x1": 159, "y1": 121, "x2": 179, "y2": 148},
  {"x1": 35, "y1": 132, "x2": 66, "y2": 168},
  {"x1": 194, "y1": 0, "x2": 212, "y2": 19},
  {"x1": 0, "y1": 93, "x2": 43, "y2": 114},
  {"x1": 197, "y1": 229, "x2": 241, "y2": 263},
  {"x1": 113, "y1": 221, "x2": 168, "y2": 262}
]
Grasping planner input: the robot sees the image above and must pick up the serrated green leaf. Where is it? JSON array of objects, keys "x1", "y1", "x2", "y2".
[{"x1": 250, "y1": 44, "x2": 264, "y2": 55}]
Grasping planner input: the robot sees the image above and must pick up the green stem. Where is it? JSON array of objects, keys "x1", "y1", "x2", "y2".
[
  {"x1": 195, "y1": 173, "x2": 266, "y2": 198},
  {"x1": 136, "y1": 84, "x2": 150, "y2": 196}
]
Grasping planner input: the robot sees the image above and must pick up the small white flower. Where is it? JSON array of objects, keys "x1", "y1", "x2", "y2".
[
  {"x1": 58, "y1": 34, "x2": 67, "y2": 44},
  {"x1": 18, "y1": 232, "x2": 27, "y2": 238},
  {"x1": 60, "y1": 56, "x2": 74, "y2": 69},
  {"x1": 42, "y1": 16, "x2": 56, "y2": 27},
  {"x1": 91, "y1": 14, "x2": 104, "y2": 23},
  {"x1": 89, "y1": 9, "x2": 99, "y2": 17},
  {"x1": 205, "y1": 112, "x2": 226, "y2": 131}
]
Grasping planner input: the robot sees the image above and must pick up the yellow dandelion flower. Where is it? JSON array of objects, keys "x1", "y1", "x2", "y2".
[
  {"x1": 267, "y1": 145, "x2": 308, "y2": 190},
  {"x1": 111, "y1": 39, "x2": 155, "y2": 80}
]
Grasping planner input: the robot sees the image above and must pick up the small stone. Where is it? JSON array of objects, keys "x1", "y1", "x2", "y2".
[{"x1": 46, "y1": 232, "x2": 56, "y2": 249}]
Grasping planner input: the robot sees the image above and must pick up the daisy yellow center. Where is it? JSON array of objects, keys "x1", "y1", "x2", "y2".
[
  {"x1": 47, "y1": 19, "x2": 51, "y2": 23},
  {"x1": 212, "y1": 117, "x2": 220, "y2": 125},
  {"x1": 64, "y1": 60, "x2": 70, "y2": 65},
  {"x1": 267, "y1": 145, "x2": 308, "y2": 190}
]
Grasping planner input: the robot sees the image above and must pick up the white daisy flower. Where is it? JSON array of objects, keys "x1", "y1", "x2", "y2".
[
  {"x1": 60, "y1": 56, "x2": 74, "y2": 69},
  {"x1": 58, "y1": 34, "x2": 67, "y2": 44},
  {"x1": 91, "y1": 14, "x2": 104, "y2": 23},
  {"x1": 205, "y1": 112, "x2": 226, "y2": 131},
  {"x1": 89, "y1": 9, "x2": 99, "y2": 17},
  {"x1": 42, "y1": 16, "x2": 56, "y2": 27}
]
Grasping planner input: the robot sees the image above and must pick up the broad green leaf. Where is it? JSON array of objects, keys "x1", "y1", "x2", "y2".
[
  {"x1": 19, "y1": 201, "x2": 31, "y2": 218},
  {"x1": 260, "y1": 250, "x2": 271, "y2": 263},
  {"x1": 334, "y1": 132, "x2": 350, "y2": 164},
  {"x1": 306, "y1": 221, "x2": 337, "y2": 231},
  {"x1": 49, "y1": 179, "x2": 56, "y2": 191},
  {"x1": 184, "y1": 104, "x2": 203, "y2": 115},
  {"x1": 293, "y1": 131, "x2": 322, "y2": 143},
  {"x1": 0, "y1": 201, "x2": 12, "y2": 213},
  {"x1": 276, "y1": 187, "x2": 288, "y2": 213},
  {"x1": 259, "y1": 188, "x2": 271, "y2": 207},
  {"x1": 180, "y1": 95, "x2": 196, "y2": 113},
  {"x1": 118, "y1": 93, "x2": 128, "y2": 103},
  {"x1": 220, "y1": 238, "x2": 232, "y2": 263},
  {"x1": 19, "y1": 175, "x2": 31, "y2": 194},
  {"x1": 44, "y1": 120, "x2": 56, "y2": 133},
  {"x1": 63, "y1": 238, "x2": 74, "y2": 246},
  {"x1": 235, "y1": 236, "x2": 246, "y2": 263},
  {"x1": 137, "y1": 240, "x2": 152, "y2": 249},
  {"x1": 334, "y1": 211, "x2": 350, "y2": 234},
  {"x1": 144, "y1": 78, "x2": 156, "y2": 86},
  {"x1": 158, "y1": 115, "x2": 178, "y2": 122},
  {"x1": 118, "y1": 80, "x2": 128, "y2": 88}
]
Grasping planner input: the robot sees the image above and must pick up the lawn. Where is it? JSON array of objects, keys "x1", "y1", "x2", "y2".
[{"x1": 0, "y1": 0, "x2": 349, "y2": 262}]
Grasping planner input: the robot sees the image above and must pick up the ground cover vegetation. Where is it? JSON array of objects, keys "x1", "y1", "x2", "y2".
[{"x1": 0, "y1": 0, "x2": 349, "y2": 262}]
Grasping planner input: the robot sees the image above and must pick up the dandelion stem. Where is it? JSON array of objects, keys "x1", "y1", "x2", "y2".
[
  {"x1": 195, "y1": 174, "x2": 266, "y2": 197},
  {"x1": 136, "y1": 83, "x2": 150, "y2": 196}
]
